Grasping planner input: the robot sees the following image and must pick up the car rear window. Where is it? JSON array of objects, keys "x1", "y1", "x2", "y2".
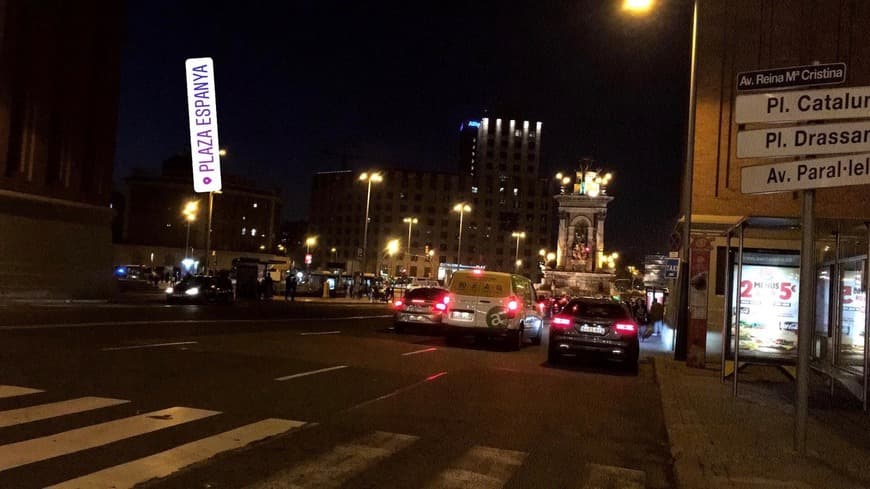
[
  {"x1": 449, "y1": 273, "x2": 511, "y2": 298},
  {"x1": 404, "y1": 287, "x2": 446, "y2": 301},
  {"x1": 561, "y1": 301, "x2": 628, "y2": 319}
]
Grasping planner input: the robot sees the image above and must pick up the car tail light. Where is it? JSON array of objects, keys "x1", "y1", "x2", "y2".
[
  {"x1": 434, "y1": 302, "x2": 447, "y2": 312},
  {"x1": 615, "y1": 322, "x2": 637, "y2": 334},
  {"x1": 552, "y1": 316, "x2": 572, "y2": 328},
  {"x1": 505, "y1": 296, "x2": 520, "y2": 318},
  {"x1": 393, "y1": 300, "x2": 404, "y2": 309},
  {"x1": 442, "y1": 295, "x2": 451, "y2": 304},
  {"x1": 473, "y1": 268, "x2": 484, "y2": 276}
]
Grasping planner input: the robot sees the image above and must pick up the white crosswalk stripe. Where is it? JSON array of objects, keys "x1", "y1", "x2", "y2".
[
  {"x1": 48, "y1": 418, "x2": 306, "y2": 489},
  {"x1": 425, "y1": 445, "x2": 527, "y2": 489},
  {"x1": 0, "y1": 397, "x2": 129, "y2": 428},
  {"x1": 0, "y1": 406, "x2": 219, "y2": 471},
  {"x1": 0, "y1": 385, "x2": 43, "y2": 399},
  {"x1": 244, "y1": 430, "x2": 418, "y2": 489}
]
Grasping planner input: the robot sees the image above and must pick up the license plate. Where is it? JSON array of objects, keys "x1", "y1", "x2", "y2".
[
  {"x1": 579, "y1": 325, "x2": 606, "y2": 335},
  {"x1": 406, "y1": 305, "x2": 425, "y2": 313},
  {"x1": 451, "y1": 311, "x2": 474, "y2": 320}
]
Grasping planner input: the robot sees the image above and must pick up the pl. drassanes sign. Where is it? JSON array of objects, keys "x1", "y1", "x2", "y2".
[
  {"x1": 736, "y1": 63, "x2": 846, "y2": 92},
  {"x1": 741, "y1": 153, "x2": 870, "y2": 194},
  {"x1": 185, "y1": 57, "x2": 222, "y2": 193},
  {"x1": 737, "y1": 120, "x2": 870, "y2": 158}
]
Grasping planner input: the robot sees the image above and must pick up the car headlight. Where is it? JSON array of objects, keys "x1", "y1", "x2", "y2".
[
  {"x1": 185, "y1": 287, "x2": 200, "y2": 296},
  {"x1": 165, "y1": 287, "x2": 174, "y2": 294}
]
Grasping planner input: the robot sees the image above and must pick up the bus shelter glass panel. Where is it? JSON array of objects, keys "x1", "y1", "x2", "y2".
[
  {"x1": 838, "y1": 259, "x2": 866, "y2": 375},
  {"x1": 728, "y1": 250, "x2": 800, "y2": 361}
]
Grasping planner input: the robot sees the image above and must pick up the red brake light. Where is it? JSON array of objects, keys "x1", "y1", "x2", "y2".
[
  {"x1": 507, "y1": 299, "x2": 519, "y2": 311},
  {"x1": 473, "y1": 269, "x2": 483, "y2": 276},
  {"x1": 442, "y1": 295, "x2": 451, "y2": 304},
  {"x1": 552, "y1": 316, "x2": 572, "y2": 326},
  {"x1": 615, "y1": 322, "x2": 637, "y2": 334},
  {"x1": 434, "y1": 302, "x2": 447, "y2": 311},
  {"x1": 393, "y1": 300, "x2": 403, "y2": 309}
]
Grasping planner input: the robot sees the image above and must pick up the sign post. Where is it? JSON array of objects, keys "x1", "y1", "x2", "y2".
[{"x1": 185, "y1": 57, "x2": 222, "y2": 273}]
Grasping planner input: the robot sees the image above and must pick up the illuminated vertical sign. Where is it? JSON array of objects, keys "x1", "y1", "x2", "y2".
[{"x1": 185, "y1": 57, "x2": 222, "y2": 193}]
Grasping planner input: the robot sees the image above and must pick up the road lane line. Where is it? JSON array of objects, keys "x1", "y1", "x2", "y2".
[
  {"x1": 299, "y1": 330, "x2": 341, "y2": 336},
  {"x1": 0, "y1": 315, "x2": 393, "y2": 331},
  {"x1": 0, "y1": 397, "x2": 130, "y2": 428},
  {"x1": 0, "y1": 385, "x2": 43, "y2": 399},
  {"x1": 401, "y1": 347, "x2": 438, "y2": 356},
  {"x1": 246, "y1": 431, "x2": 417, "y2": 489},
  {"x1": 346, "y1": 371, "x2": 448, "y2": 412},
  {"x1": 425, "y1": 445, "x2": 527, "y2": 489},
  {"x1": 0, "y1": 406, "x2": 219, "y2": 472},
  {"x1": 100, "y1": 341, "x2": 198, "y2": 351},
  {"x1": 48, "y1": 418, "x2": 306, "y2": 489},
  {"x1": 275, "y1": 365, "x2": 348, "y2": 381}
]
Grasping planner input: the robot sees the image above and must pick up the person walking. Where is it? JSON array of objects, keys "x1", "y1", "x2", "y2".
[
  {"x1": 649, "y1": 299, "x2": 665, "y2": 336},
  {"x1": 285, "y1": 274, "x2": 297, "y2": 302}
]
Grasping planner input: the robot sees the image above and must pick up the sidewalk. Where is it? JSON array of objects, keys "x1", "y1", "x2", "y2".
[{"x1": 653, "y1": 355, "x2": 870, "y2": 489}]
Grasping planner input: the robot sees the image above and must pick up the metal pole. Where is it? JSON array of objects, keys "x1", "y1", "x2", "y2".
[
  {"x1": 407, "y1": 220, "x2": 413, "y2": 272},
  {"x1": 832, "y1": 231, "x2": 842, "y2": 369},
  {"x1": 362, "y1": 180, "x2": 372, "y2": 274},
  {"x1": 733, "y1": 223, "x2": 744, "y2": 397},
  {"x1": 674, "y1": 0, "x2": 700, "y2": 361},
  {"x1": 864, "y1": 224, "x2": 870, "y2": 413},
  {"x1": 795, "y1": 189, "x2": 815, "y2": 455},
  {"x1": 185, "y1": 221, "x2": 191, "y2": 260},
  {"x1": 721, "y1": 230, "x2": 731, "y2": 383},
  {"x1": 515, "y1": 236, "x2": 521, "y2": 263},
  {"x1": 205, "y1": 192, "x2": 214, "y2": 274},
  {"x1": 457, "y1": 210, "x2": 464, "y2": 269}
]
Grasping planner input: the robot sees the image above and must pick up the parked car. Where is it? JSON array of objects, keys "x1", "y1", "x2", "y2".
[
  {"x1": 548, "y1": 298, "x2": 639, "y2": 371},
  {"x1": 392, "y1": 286, "x2": 450, "y2": 334},
  {"x1": 443, "y1": 269, "x2": 543, "y2": 350},
  {"x1": 166, "y1": 275, "x2": 233, "y2": 304}
]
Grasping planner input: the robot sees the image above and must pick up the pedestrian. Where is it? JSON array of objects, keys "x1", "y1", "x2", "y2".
[
  {"x1": 285, "y1": 273, "x2": 297, "y2": 302},
  {"x1": 649, "y1": 299, "x2": 665, "y2": 336},
  {"x1": 262, "y1": 270, "x2": 274, "y2": 299}
]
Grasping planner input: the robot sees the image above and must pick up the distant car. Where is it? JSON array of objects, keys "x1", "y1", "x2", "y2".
[
  {"x1": 166, "y1": 275, "x2": 233, "y2": 304},
  {"x1": 548, "y1": 298, "x2": 639, "y2": 371},
  {"x1": 392, "y1": 286, "x2": 449, "y2": 333},
  {"x1": 443, "y1": 269, "x2": 543, "y2": 350}
]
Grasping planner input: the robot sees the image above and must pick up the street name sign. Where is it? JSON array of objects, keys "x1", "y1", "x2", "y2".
[
  {"x1": 736, "y1": 63, "x2": 846, "y2": 92},
  {"x1": 185, "y1": 57, "x2": 222, "y2": 193},
  {"x1": 735, "y1": 85, "x2": 870, "y2": 124},
  {"x1": 741, "y1": 152, "x2": 870, "y2": 194},
  {"x1": 737, "y1": 120, "x2": 870, "y2": 158}
]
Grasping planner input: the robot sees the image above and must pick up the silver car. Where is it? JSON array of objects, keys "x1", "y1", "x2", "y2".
[{"x1": 393, "y1": 287, "x2": 450, "y2": 334}]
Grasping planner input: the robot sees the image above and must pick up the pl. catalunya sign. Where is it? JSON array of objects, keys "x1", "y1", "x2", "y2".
[{"x1": 185, "y1": 57, "x2": 222, "y2": 193}]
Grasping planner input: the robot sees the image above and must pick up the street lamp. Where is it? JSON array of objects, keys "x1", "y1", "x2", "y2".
[
  {"x1": 305, "y1": 236, "x2": 317, "y2": 254},
  {"x1": 330, "y1": 247, "x2": 337, "y2": 262},
  {"x1": 452, "y1": 203, "x2": 471, "y2": 269},
  {"x1": 511, "y1": 231, "x2": 526, "y2": 267},
  {"x1": 623, "y1": 0, "x2": 654, "y2": 14},
  {"x1": 359, "y1": 172, "x2": 383, "y2": 273},
  {"x1": 403, "y1": 217, "x2": 418, "y2": 268},
  {"x1": 386, "y1": 239, "x2": 400, "y2": 277},
  {"x1": 182, "y1": 200, "x2": 199, "y2": 260}
]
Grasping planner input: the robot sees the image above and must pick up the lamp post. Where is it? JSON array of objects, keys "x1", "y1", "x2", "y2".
[
  {"x1": 330, "y1": 247, "x2": 337, "y2": 262},
  {"x1": 305, "y1": 236, "x2": 316, "y2": 270},
  {"x1": 386, "y1": 239, "x2": 400, "y2": 277},
  {"x1": 452, "y1": 203, "x2": 471, "y2": 269},
  {"x1": 511, "y1": 231, "x2": 526, "y2": 269},
  {"x1": 403, "y1": 217, "x2": 418, "y2": 272},
  {"x1": 182, "y1": 200, "x2": 199, "y2": 260},
  {"x1": 359, "y1": 172, "x2": 383, "y2": 273}
]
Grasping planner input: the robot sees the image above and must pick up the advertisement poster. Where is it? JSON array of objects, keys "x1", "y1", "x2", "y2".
[
  {"x1": 732, "y1": 264, "x2": 800, "y2": 359},
  {"x1": 687, "y1": 236, "x2": 712, "y2": 368},
  {"x1": 839, "y1": 270, "x2": 866, "y2": 368}
]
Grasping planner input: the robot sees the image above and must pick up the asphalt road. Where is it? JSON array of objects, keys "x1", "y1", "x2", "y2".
[{"x1": 0, "y1": 299, "x2": 674, "y2": 488}]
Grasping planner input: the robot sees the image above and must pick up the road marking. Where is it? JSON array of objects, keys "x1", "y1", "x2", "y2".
[
  {"x1": 0, "y1": 385, "x2": 43, "y2": 399},
  {"x1": 48, "y1": 418, "x2": 305, "y2": 489},
  {"x1": 581, "y1": 463, "x2": 645, "y2": 489},
  {"x1": 275, "y1": 365, "x2": 348, "y2": 381},
  {"x1": 426, "y1": 445, "x2": 526, "y2": 489},
  {"x1": 401, "y1": 347, "x2": 438, "y2": 356},
  {"x1": 0, "y1": 406, "x2": 218, "y2": 471},
  {"x1": 0, "y1": 315, "x2": 393, "y2": 331},
  {"x1": 0, "y1": 397, "x2": 129, "y2": 428},
  {"x1": 346, "y1": 371, "x2": 447, "y2": 412},
  {"x1": 100, "y1": 341, "x2": 198, "y2": 351},
  {"x1": 247, "y1": 431, "x2": 417, "y2": 489},
  {"x1": 299, "y1": 330, "x2": 341, "y2": 336}
]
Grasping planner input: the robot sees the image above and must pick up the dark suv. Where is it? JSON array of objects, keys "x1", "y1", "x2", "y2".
[
  {"x1": 548, "y1": 298, "x2": 639, "y2": 371},
  {"x1": 166, "y1": 275, "x2": 234, "y2": 304}
]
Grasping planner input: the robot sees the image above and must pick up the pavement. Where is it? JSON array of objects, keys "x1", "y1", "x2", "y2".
[{"x1": 653, "y1": 339, "x2": 870, "y2": 489}]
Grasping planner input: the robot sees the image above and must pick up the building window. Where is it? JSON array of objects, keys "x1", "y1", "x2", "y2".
[{"x1": 439, "y1": 255, "x2": 447, "y2": 263}]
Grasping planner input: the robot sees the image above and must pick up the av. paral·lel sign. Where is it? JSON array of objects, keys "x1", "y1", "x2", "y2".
[{"x1": 185, "y1": 57, "x2": 222, "y2": 193}]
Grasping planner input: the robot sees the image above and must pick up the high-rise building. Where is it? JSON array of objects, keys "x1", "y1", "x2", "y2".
[
  {"x1": 0, "y1": 0, "x2": 122, "y2": 298},
  {"x1": 309, "y1": 116, "x2": 558, "y2": 279}
]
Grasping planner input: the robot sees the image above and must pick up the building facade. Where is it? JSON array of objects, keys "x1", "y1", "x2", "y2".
[
  {"x1": 685, "y1": 0, "x2": 870, "y2": 397},
  {"x1": 0, "y1": 0, "x2": 122, "y2": 298},
  {"x1": 122, "y1": 156, "x2": 282, "y2": 271},
  {"x1": 309, "y1": 116, "x2": 558, "y2": 279}
]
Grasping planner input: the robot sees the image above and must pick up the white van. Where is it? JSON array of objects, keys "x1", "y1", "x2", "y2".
[{"x1": 443, "y1": 269, "x2": 543, "y2": 349}]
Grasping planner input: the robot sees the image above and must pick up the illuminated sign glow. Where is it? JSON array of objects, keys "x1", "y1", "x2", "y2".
[{"x1": 185, "y1": 57, "x2": 222, "y2": 193}]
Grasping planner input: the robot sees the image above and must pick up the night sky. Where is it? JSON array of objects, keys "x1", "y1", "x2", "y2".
[{"x1": 115, "y1": 0, "x2": 692, "y2": 265}]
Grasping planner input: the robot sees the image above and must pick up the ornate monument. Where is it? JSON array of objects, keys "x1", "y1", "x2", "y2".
[{"x1": 541, "y1": 163, "x2": 616, "y2": 296}]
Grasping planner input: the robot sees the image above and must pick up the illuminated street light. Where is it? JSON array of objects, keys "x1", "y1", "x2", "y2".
[
  {"x1": 452, "y1": 203, "x2": 472, "y2": 268},
  {"x1": 546, "y1": 252, "x2": 556, "y2": 262},
  {"x1": 181, "y1": 200, "x2": 199, "y2": 260},
  {"x1": 623, "y1": 0, "x2": 654, "y2": 14},
  {"x1": 218, "y1": 148, "x2": 227, "y2": 157},
  {"x1": 403, "y1": 217, "x2": 418, "y2": 268},
  {"x1": 305, "y1": 236, "x2": 317, "y2": 254},
  {"x1": 386, "y1": 239, "x2": 400, "y2": 277},
  {"x1": 511, "y1": 231, "x2": 526, "y2": 266},
  {"x1": 331, "y1": 247, "x2": 337, "y2": 261},
  {"x1": 359, "y1": 172, "x2": 383, "y2": 273}
]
